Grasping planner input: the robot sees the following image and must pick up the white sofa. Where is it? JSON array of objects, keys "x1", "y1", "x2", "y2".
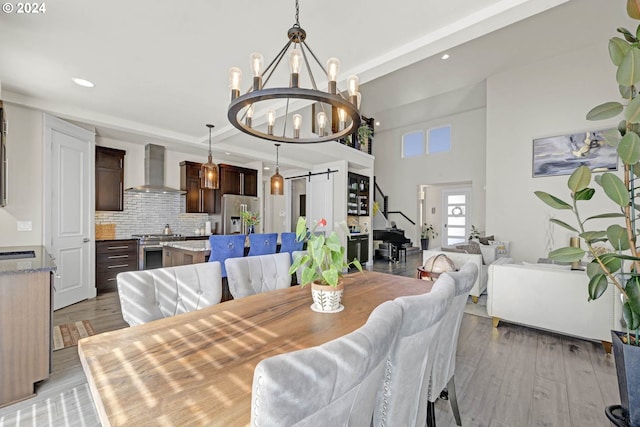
[
  {"x1": 487, "y1": 263, "x2": 622, "y2": 348},
  {"x1": 422, "y1": 249, "x2": 511, "y2": 302}
]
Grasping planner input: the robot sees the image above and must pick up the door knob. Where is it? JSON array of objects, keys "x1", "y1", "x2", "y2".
[{"x1": 83, "y1": 238, "x2": 91, "y2": 243}]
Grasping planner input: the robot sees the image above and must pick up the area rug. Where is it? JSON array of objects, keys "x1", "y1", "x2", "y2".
[
  {"x1": 463, "y1": 294, "x2": 490, "y2": 319},
  {"x1": 52, "y1": 321, "x2": 96, "y2": 351}
]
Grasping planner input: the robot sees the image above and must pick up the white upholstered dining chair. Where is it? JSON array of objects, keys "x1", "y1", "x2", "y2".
[
  {"x1": 116, "y1": 261, "x2": 223, "y2": 326},
  {"x1": 372, "y1": 274, "x2": 455, "y2": 427},
  {"x1": 225, "y1": 252, "x2": 291, "y2": 299},
  {"x1": 251, "y1": 300, "x2": 403, "y2": 427},
  {"x1": 427, "y1": 261, "x2": 479, "y2": 427}
]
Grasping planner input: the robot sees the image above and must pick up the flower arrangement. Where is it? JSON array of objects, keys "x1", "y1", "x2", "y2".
[
  {"x1": 241, "y1": 211, "x2": 260, "y2": 227},
  {"x1": 421, "y1": 223, "x2": 437, "y2": 239},
  {"x1": 289, "y1": 217, "x2": 363, "y2": 287}
]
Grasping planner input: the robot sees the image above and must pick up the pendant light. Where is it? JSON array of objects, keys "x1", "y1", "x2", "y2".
[
  {"x1": 201, "y1": 124, "x2": 219, "y2": 190},
  {"x1": 270, "y1": 143, "x2": 284, "y2": 195}
]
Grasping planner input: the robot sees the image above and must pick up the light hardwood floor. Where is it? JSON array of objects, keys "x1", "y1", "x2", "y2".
[{"x1": 0, "y1": 254, "x2": 620, "y2": 426}]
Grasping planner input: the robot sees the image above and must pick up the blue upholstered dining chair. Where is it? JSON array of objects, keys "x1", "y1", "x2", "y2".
[
  {"x1": 278, "y1": 232, "x2": 304, "y2": 262},
  {"x1": 248, "y1": 233, "x2": 278, "y2": 256},
  {"x1": 251, "y1": 300, "x2": 403, "y2": 426},
  {"x1": 373, "y1": 274, "x2": 455, "y2": 426},
  {"x1": 427, "y1": 261, "x2": 479, "y2": 427},
  {"x1": 208, "y1": 234, "x2": 246, "y2": 277}
]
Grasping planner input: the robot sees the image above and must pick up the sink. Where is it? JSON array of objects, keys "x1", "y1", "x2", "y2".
[{"x1": 0, "y1": 250, "x2": 36, "y2": 260}]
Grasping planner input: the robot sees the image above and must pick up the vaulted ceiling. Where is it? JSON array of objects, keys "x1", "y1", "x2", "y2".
[{"x1": 0, "y1": 0, "x2": 628, "y2": 169}]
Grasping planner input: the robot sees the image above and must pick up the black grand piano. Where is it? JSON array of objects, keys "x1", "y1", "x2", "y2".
[{"x1": 373, "y1": 226, "x2": 411, "y2": 262}]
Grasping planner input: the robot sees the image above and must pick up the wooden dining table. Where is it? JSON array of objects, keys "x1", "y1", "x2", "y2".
[{"x1": 78, "y1": 270, "x2": 433, "y2": 426}]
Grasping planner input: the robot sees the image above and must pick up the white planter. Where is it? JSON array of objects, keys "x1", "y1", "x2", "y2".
[{"x1": 311, "y1": 281, "x2": 344, "y2": 313}]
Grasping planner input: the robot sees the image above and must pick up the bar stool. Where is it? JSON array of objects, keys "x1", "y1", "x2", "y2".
[
  {"x1": 208, "y1": 234, "x2": 246, "y2": 277},
  {"x1": 248, "y1": 233, "x2": 278, "y2": 256}
]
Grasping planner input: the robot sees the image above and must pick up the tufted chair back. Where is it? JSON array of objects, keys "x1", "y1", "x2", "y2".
[
  {"x1": 225, "y1": 252, "x2": 292, "y2": 299},
  {"x1": 116, "y1": 262, "x2": 223, "y2": 326},
  {"x1": 426, "y1": 261, "x2": 479, "y2": 426},
  {"x1": 251, "y1": 300, "x2": 403, "y2": 427},
  {"x1": 373, "y1": 275, "x2": 455, "y2": 426}
]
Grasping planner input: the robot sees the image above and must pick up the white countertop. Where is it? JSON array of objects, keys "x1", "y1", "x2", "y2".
[{"x1": 164, "y1": 240, "x2": 210, "y2": 252}]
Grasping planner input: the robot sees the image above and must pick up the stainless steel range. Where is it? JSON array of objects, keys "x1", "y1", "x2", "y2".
[{"x1": 133, "y1": 233, "x2": 186, "y2": 270}]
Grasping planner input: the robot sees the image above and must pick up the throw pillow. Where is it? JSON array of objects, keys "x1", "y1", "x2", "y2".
[
  {"x1": 489, "y1": 240, "x2": 510, "y2": 258},
  {"x1": 478, "y1": 244, "x2": 496, "y2": 265},
  {"x1": 479, "y1": 235, "x2": 495, "y2": 245},
  {"x1": 455, "y1": 242, "x2": 482, "y2": 255}
]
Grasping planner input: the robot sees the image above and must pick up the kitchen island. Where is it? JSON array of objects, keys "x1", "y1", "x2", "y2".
[
  {"x1": 162, "y1": 240, "x2": 210, "y2": 267},
  {"x1": 0, "y1": 246, "x2": 56, "y2": 407}
]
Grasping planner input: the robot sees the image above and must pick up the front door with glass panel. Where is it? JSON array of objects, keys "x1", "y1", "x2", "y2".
[{"x1": 442, "y1": 189, "x2": 471, "y2": 246}]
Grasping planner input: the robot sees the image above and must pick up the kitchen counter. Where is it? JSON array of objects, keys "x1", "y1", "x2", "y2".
[
  {"x1": 0, "y1": 245, "x2": 57, "y2": 276},
  {"x1": 165, "y1": 240, "x2": 210, "y2": 252}
]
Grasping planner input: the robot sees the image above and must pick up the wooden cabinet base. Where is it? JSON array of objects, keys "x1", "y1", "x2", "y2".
[
  {"x1": 163, "y1": 246, "x2": 207, "y2": 267},
  {"x1": 0, "y1": 271, "x2": 50, "y2": 407}
]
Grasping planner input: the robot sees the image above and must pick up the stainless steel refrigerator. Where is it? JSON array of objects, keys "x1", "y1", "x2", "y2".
[{"x1": 221, "y1": 194, "x2": 261, "y2": 234}]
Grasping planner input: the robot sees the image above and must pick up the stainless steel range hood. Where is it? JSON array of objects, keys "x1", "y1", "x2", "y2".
[{"x1": 126, "y1": 144, "x2": 186, "y2": 194}]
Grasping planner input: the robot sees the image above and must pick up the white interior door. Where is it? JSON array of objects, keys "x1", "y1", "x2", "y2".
[
  {"x1": 306, "y1": 172, "x2": 334, "y2": 234},
  {"x1": 44, "y1": 115, "x2": 95, "y2": 310},
  {"x1": 442, "y1": 188, "x2": 471, "y2": 246}
]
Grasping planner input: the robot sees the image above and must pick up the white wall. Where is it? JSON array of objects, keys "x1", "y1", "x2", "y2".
[
  {"x1": 373, "y1": 105, "x2": 487, "y2": 246},
  {"x1": 486, "y1": 40, "x2": 622, "y2": 262},
  {"x1": 0, "y1": 104, "x2": 43, "y2": 246}
]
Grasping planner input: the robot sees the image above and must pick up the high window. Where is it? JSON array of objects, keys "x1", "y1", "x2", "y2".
[
  {"x1": 427, "y1": 125, "x2": 451, "y2": 154},
  {"x1": 402, "y1": 131, "x2": 425, "y2": 158}
]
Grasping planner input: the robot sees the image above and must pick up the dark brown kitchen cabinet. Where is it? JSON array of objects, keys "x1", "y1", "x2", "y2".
[
  {"x1": 95, "y1": 146, "x2": 125, "y2": 211},
  {"x1": 95, "y1": 239, "x2": 138, "y2": 293},
  {"x1": 180, "y1": 161, "x2": 217, "y2": 214},
  {"x1": 219, "y1": 164, "x2": 258, "y2": 197}
]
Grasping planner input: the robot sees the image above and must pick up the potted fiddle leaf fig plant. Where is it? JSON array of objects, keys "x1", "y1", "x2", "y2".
[
  {"x1": 289, "y1": 216, "x2": 363, "y2": 313},
  {"x1": 535, "y1": 3, "x2": 640, "y2": 424}
]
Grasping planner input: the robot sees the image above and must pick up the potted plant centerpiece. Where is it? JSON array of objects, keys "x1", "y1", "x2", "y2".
[
  {"x1": 241, "y1": 210, "x2": 260, "y2": 234},
  {"x1": 289, "y1": 216, "x2": 363, "y2": 313},
  {"x1": 420, "y1": 223, "x2": 437, "y2": 250},
  {"x1": 535, "y1": 3, "x2": 640, "y2": 424}
]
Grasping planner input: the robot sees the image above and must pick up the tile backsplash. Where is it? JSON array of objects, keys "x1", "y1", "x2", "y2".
[{"x1": 95, "y1": 192, "x2": 219, "y2": 238}]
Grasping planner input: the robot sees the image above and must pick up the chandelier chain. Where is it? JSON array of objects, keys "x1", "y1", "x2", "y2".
[{"x1": 294, "y1": 0, "x2": 300, "y2": 26}]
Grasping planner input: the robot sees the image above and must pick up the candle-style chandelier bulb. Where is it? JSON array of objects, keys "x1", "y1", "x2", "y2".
[
  {"x1": 250, "y1": 52, "x2": 264, "y2": 90},
  {"x1": 267, "y1": 109, "x2": 276, "y2": 136},
  {"x1": 293, "y1": 114, "x2": 302, "y2": 139},
  {"x1": 317, "y1": 112, "x2": 327, "y2": 137},
  {"x1": 326, "y1": 57, "x2": 340, "y2": 94},
  {"x1": 229, "y1": 67, "x2": 242, "y2": 100}
]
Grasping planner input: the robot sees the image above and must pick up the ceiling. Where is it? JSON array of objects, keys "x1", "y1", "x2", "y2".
[{"x1": 0, "y1": 0, "x2": 628, "y2": 170}]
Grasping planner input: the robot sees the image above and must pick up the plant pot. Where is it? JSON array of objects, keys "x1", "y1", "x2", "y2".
[
  {"x1": 247, "y1": 225, "x2": 255, "y2": 234},
  {"x1": 310, "y1": 281, "x2": 344, "y2": 313},
  {"x1": 608, "y1": 330, "x2": 640, "y2": 427},
  {"x1": 420, "y1": 238, "x2": 430, "y2": 250}
]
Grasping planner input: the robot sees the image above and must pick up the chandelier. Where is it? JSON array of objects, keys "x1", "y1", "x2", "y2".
[{"x1": 227, "y1": 0, "x2": 361, "y2": 144}]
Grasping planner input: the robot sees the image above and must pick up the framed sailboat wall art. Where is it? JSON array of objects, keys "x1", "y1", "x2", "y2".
[{"x1": 532, "y1": 128, "x2": 618, "y2": 178}]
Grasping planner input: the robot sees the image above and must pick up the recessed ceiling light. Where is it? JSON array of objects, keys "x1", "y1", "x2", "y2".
[
  {"x1": 441, "y1": 54, "x2": 450, "y2": 60},
  {"x1": 264, "y1": 166, "x2": 271, "y2": 170},
  {"x1": 72, "y1": 77, "x2": 95, "y2": 88},
  {"x1": 225, "y1": 152, "x2": 231, "y2": 155},
  {"x1": 375, "y1": 121, "x2": 380, "y2": 126}
]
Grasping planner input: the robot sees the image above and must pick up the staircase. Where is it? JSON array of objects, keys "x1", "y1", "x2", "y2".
[{"x1": 373, "y1": 177, "x2": 421, "y2": 260}]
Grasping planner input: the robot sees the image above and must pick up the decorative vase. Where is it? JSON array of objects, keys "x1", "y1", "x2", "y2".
[
  {"x1": 247, "y1": 225, "x2": 255, "y2": 234},
  {"x1": 310, "y1": 280, "x2": 344, "y2": 313},
  {"x1": 606, "y1": 330, "x2": 640, "y2": 427},
  {"x1": 420, "y1": 238, "x2": 430, "y2": 250}
]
